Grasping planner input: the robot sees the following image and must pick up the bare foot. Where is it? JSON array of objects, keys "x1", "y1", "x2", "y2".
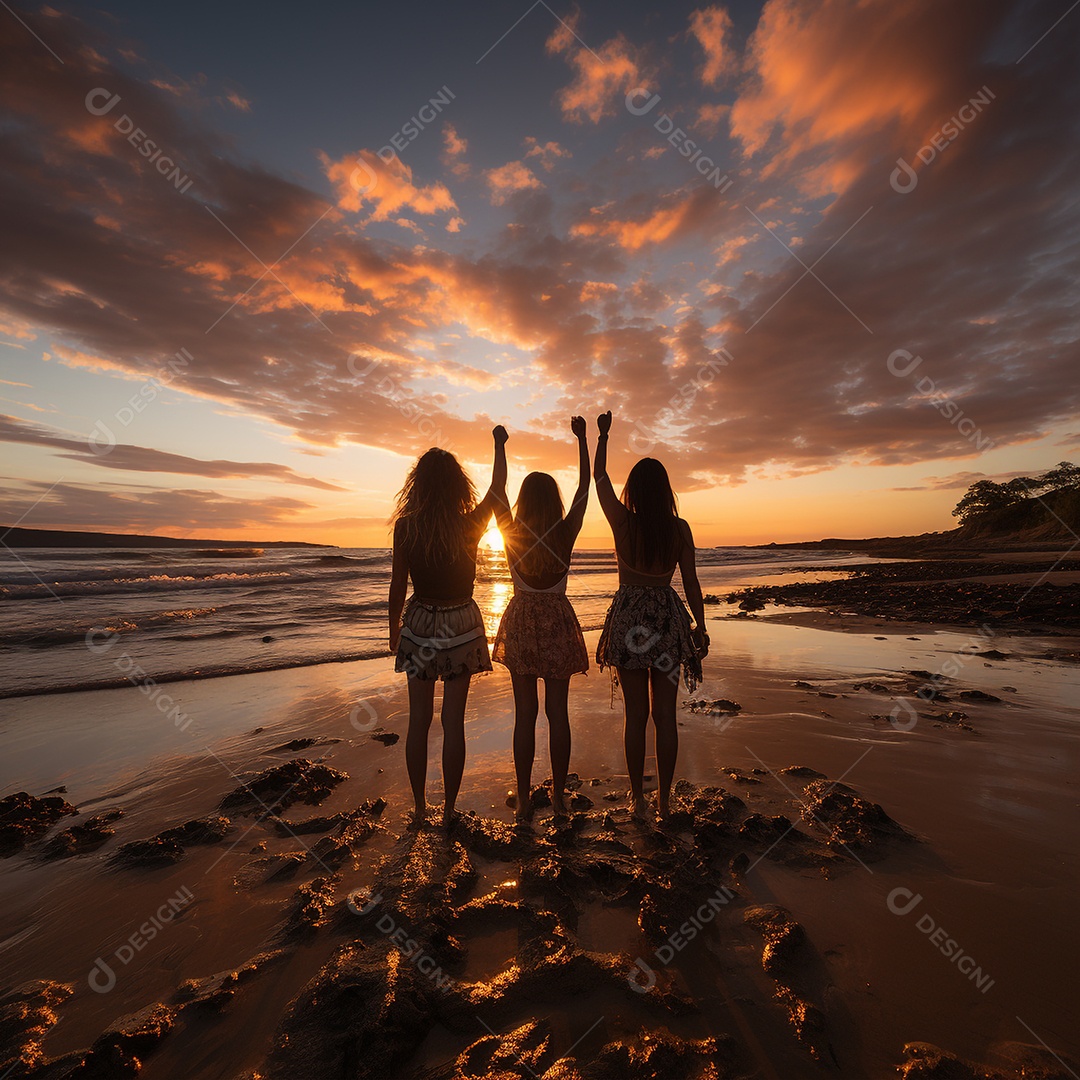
[
  {"x1": 513, "y1": 790, "x2": 534, "y2": 823},
  {"x1": 629, "y1": 794, "x2": 649, "y2": 820},
  {"x1": 441, "y1": 806, "x2": 461, "y2": 831},
  {"x1": 550, "y1": 795, "x2": 568, "y2": 819},
  {"x1": 406, "y1": 806, "x2": 429, "y2": 831}
]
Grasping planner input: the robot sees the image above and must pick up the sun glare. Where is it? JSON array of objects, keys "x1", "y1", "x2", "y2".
[{"x1": 480, "y1": 525, "x2": 504, "y2": 551}]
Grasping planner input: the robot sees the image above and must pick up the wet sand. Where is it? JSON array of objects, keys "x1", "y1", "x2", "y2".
[{"x1": 2, "y1": 616, "x2": 1079, "y2": 1079}]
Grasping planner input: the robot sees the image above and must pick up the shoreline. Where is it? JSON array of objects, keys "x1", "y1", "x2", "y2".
[
  {"x1": 751, "y1": 537, "x2": 1079, "y2": 558},
  {"x1": 2, "y1": 610, "x2": 1078, "y2": 1078}
]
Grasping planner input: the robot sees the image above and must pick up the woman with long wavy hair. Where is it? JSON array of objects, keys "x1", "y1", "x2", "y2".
[
  {"x1": 388, "y1": 426, "x2": 507, "y2": 827},
  {"x1": 593, "y1": 411, "x2": 708, "y2": 820},
  {"x1": 492, "y1": 417, "x2": 590, "y2": 822}
]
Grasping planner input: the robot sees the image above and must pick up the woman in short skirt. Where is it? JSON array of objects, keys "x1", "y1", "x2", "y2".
[
  {"x1": 492, "y1": 417, "x2": 590, "y2": 820},
  {"x1": 593, "y1": 410, "x2": 708, "y2": 821},
  {"x1": 388, "y1": 426, "x2": 506, "y2": 826}
]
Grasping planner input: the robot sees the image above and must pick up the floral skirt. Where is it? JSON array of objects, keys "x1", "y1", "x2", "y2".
[
  {"x1": 395, "y1": 597, "x2": 492, "y2": 681},
  {"x1": 596, "y1": 584, "x2": 702, "y2": 692},
  {"x1": 492, "y1": 592, "x2": 589, "y2": 679}
]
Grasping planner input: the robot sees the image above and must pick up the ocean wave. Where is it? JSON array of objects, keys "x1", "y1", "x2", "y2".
[
  {"x1": 306, "y1": 552, "x2": 391, "y2": 567},
  {"x1": 188, "y1": 547, "x2": 264, "y2": 558},
  {"x1": 7, "y1": 549, "x2": 172, "y2": 563},
  {"x1": 291, "y1": 599, "x2": 386, "y2": 619},
  {"x1": 0, "y1": 567, "x2": 378, "y2": 601},
  {"x1": 0, "y1": 607, "x2": 220, "y2": 648},
  {"x1": 696, "y1": 546, "x2": 834, "y2": 566}
]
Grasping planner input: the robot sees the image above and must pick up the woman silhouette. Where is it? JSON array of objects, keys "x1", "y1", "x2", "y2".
[
  {"x1": 492, "y1": 416, "x2": 590, "y2": 821},
  {"x1": 593, "y1": 411, "x2": 708, "y2": 820},
  {"x1": 388, "y1": 426, "x2": 507, "y2": 826}
]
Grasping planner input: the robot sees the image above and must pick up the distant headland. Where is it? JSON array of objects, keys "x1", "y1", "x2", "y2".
[{"x1": 0, "y1": 527, "x2": 334, "y2": 549}]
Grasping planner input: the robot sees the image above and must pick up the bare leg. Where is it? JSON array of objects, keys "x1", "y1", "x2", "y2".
[
  {"x1": 618, "y1": 668, "x2": 651, "y2": 818},
  {"x1": 651, "y1": 666, "x2": 680, "y2": 817},
  {"x1": 543, "y1": 677, "x2": 571, "y2": 814},
  {"x1": 510, "y1": 673, "x2": 540, "y2": 821},
  {"x1": 440, "y1": 674, "x2": 471, "y2": 823},
  {"x1": 406, "y1": 676, "x2": 436, "y2": 819}
]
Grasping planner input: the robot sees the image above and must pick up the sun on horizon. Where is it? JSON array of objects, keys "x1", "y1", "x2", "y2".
[{"x1": 480, "y1": 525, "x2": 505, "y2": 552}]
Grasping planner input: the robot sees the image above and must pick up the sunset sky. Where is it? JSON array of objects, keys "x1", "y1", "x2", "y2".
[{"x1": 1, "y1": 0, "x2": 1078, "y2": 548}]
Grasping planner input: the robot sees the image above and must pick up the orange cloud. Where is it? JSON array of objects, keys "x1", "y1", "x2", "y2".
[
  {"x1": 524, "y1": 137, "x2": 572, "y2": 172},
  {"x1": 570, "y1": 195, "x2": 701, "y2": 251},
  {"x1": 443, "y1": 125, "x2": 467, "y2": 158},
  {"x1": 579, "y1": 280, "x2": 619, "y2": 303},
  {"x1": 696, "y1": 101, "x2": 729, "y2": 134},
  {"x1": 225, "y1": 89, "x2": 251, "y2": 112},
  {"x1": 546, "y1": 16, "x2": 648, "y2": 124},
  {"x1": 484, "y1": 161, "x2": 543, "y2": 205},
  {"x1": 729, "y1": 0, "x2": 952, "y2": 192},
  {"x1": 713, "y1": 233, "x2": 752, "y2": 266},
  {"x1": 689, "y1": 6, "x2": 734, "y2": 86},
  {"x1": 442, "y1": 124, "x2": 469, "y2": 178},
  {"x1": 321, "y1": 149, "x2": 456, "y2": 221}
]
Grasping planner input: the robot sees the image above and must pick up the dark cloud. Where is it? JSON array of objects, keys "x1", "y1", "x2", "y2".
[
  {"x1": 0, "y1": 413, "x2": 347, "y2": 489},
  {"x1": 0, "y1": 478, "x2": 311, "y2": 531}
]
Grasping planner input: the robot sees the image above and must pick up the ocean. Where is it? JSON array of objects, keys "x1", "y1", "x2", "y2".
[{"x1": 0, "y1": 545, "x2": 859, "y2": 699}]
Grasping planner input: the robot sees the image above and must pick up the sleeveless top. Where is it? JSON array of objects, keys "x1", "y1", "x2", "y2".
[
  {"x1": 504, "y1": 527, "x2": 572, "y2": 595},
  {"x1": 509, "y1": 563, "x2": 568, "y2": 595},
  {"x1": 400, "y1": 514, "x2": 485, "y2": 601}
]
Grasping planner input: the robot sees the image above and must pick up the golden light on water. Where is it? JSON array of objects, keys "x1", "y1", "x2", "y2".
[{"x1": 485, "y1": 580, "x2": 511, "y2": 640}]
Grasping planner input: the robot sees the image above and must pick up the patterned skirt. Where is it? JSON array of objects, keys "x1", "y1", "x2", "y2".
[
  {"x1": 492, "y1": 592, "x2": 589, "y2": 679},
  {"x1": 395, "y1": 597, "x2": 492, "y2": 681},
  {"x1": 596, "y1": 584, "x2": 702, "y2": 692}
]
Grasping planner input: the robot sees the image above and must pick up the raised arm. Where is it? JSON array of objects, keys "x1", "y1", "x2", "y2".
[
  {"x1": 473, "y1": 425, "x2": 509, "y2": 526},
  {"x1": 388, "y1": 520, "x2": 409, "y2": 653},
  {"x1": 492, "y1": 426, "x2": 514, "y2": 534},
  {"x1": 677, "y1": 519, "x2": 709, "y2": 660},
  {"x1": 593, "y1": 410, "x2": 627, "y2": 526},
  {"x1": 564, "y1": 415, "x2": 589, "y2": 539}
]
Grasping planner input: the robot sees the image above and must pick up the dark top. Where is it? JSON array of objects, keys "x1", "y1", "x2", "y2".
[
  {"x1": 398, "y1": 509, "x2": 487, "y2": 602},
  {"x1": 596, "y1": 472, "x2": 690, "y2": 586}
]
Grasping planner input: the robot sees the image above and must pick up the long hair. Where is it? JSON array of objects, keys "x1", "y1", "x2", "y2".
[
  {"x1": 621, "y1": 457, "x2": 681, "y2": 568},
  {"x1": 510, "y1": 472, "x2": 568, "y2": 577},
  {"x1": 390, "y1": 448, "x2": 477, "y2": 564}
]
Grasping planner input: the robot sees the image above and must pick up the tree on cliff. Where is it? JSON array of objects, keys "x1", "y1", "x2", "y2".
[
  {"x1": 1039, "y1": 461, "x2": 1080, "y2": 491},
  {"x1": 952, "y1": 462, "x2": 1078, "y2": 524}
]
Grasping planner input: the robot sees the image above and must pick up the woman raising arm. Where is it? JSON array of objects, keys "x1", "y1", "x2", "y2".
[
  {"x1": 593, "y1": 410, "x2": 708, "y2": 820},
  {"x1": 388, "y1": 426, "x2": 507, "y2": 827}
]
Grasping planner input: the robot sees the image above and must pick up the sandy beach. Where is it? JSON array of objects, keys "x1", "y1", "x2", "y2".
[{"x1": 3, "y1": 564, "x2": 1079, "y2": 1080}]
